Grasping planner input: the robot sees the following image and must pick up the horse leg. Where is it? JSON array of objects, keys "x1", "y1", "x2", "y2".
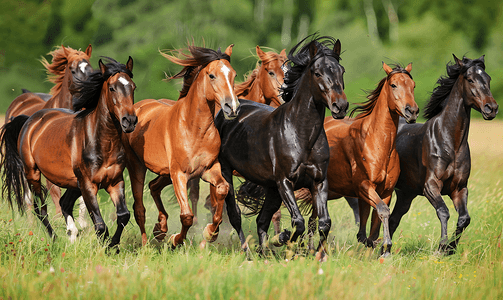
[
  {"x1": 45, "y1": 178, "x2": 62, "y2": 216},
  {"x1": 277, "y1": 178, "x2": 305, "y2": 243},
  {"x1": 344, "y1": 197, "x2": 360, "y2": 225},
  {"x1": 149, "y1": 175, "x2": 172, "y2": 242},
  {"x1": 448, "y1": 187, "x2": 470, "y2": 254},
  {"x1": 79, "y1": 180, "x2": 109, "y2": 242},
  {"x1": 357, "y1": 199, "x2": 372, "y2": 247},
  {"x1": 272, "y1": 209, "x2": 282, "y2": 235},
  {"x1": 423, "y1": 175, "x2": 450, "y2": 253},
  {"x1": 187, "y1": 178, "x2": 200, "y2": 224},
  {"x1": 389, "y1": 190, "x2": 417, "y2": 242},
  {"x1": 128, "y1": 161, "x2": 148, "y2": 245},
  {"x1": 75, "y1": 197, "x2": 89, "y2": 229},
  {"x1": 106, "y1": 180, "x2": 130, "y2": 250},
  {"x1": 306, "y1": 209, "x2": 318, "y2": 251},
  {"x1": 169, "y1": 171, "x2": 193, "y2": 247},
  {"x1": 200, "y1": 162, "x2": 229, "y2": 243},
  {"x1": 310, "y1": 178, "x2": 331, "y2": 261},
  {"x1": 254, "y1": 187, "x2": 283, "y2": 255},
  {"x1": 25, "y1": 169, "x2": 56, "y2": 239},
  {"x1": 59, "y1": 189, "x2": 82, "y2": 243}
]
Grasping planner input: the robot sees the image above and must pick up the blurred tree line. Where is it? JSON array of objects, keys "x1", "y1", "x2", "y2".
[{"x1": 1, "y1": 0, "x2": 502, "y2": 119}]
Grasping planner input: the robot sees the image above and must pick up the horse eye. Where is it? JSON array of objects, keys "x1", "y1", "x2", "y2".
[
  {"x1": 209, "y1": 74, "x2": 216, "y2": 79},
  {"x1": 468, "y1": 79, "x2": 474, "y2": 83},
  {"x1": 391, "y1": 84, "x2": 397, "y2": 88},
  {"x1": 268, "y1": 71, "x2": 275, "y2": 77},
  {"x1": 315, "y1": 72, "x2": 322, "y2": 78},
  {"x1": 109, "y1": 87, "x2": 115, "y2": 92}
]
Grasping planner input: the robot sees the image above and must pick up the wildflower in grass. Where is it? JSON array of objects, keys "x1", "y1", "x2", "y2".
[
  {"x1": 60, "y1": 268, "x2": 65, "y2": 273},
  {"x1": 44, "y1": 248, "x2": 48, "y2": 252},
  {"x1": 379, "y1": 257, "x2": 384, "y2": 264},
  {"x1": 62, "y1": 252, "x2": 66, "y2": 258},
  {"x1": 28, "y1": 231, "x2": 33, "y2": 236}
]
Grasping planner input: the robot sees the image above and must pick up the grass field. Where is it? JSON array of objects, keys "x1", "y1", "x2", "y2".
[{"x1": 0, "y1": 119, "x2": 502, "y2": 299}]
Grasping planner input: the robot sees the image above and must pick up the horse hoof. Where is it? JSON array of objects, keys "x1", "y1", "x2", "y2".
[
  {"x1": 315, "y1": 250, "x2": 328, "y2": 262},
  {"x1": 153, "y1": 223, "x2": 167, "y2": 242},
  {"x1": 203, "y1": 224, "x2": 219, "y2": 242},
  {"x1": 168, "y1": 233, "x2": 182, "y2": 248},
  {"x1": 199, "y1": 239, "x2": 207, "y2": 249},
  {"x1": 270, "y1": 229, "x2": 291, "y2": 247}
]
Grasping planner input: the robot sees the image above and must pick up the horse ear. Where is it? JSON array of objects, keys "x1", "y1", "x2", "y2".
[
  {"x1": 126, "y1": 56, "x2": 133, "y2": 72},
  {"x1": 62, "y1": 45, "x2": 69, "y2": 56},
  {"x1": 309, "y1": 42, "x2": 318, "y2": 59},
  {"x1": 85, "y1": 44, "x2": 92, "y2": 57},
  {"x1": 382, "y1": 62, "x2": 393, "y2": 75},
  {"x1": 225, "y1": 44, "x2": 234, "y2": 57},
  {"x1": 333, "y1": 39, "x2": 341, "y2": 57},
  {"x1": 478, "y1": 55, "x2": 485, "y2": 63},
  {"x1": 256, "y1": 45, "x2": 266, "y2": 61},
  {"x1": 405, "y1": 63, "x2": 412, "y2": 73},
  {"x1": 280, "y1": 48, "x2": 287, "y2": 58},
  {"x1": 453, "y1": 54, "x2": 463, "y2": 66},
  {"x1": 99, "y1": 59, "x2": 107, "y2": 74}
]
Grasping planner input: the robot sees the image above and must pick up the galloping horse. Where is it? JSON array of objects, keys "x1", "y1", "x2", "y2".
[
  {"x1": 385, "y1": 55, "x2": 498, "y2": 255},
  {"x1": 0, "y1": 57, "x2": 137, "y2": 249},
  {"x1": 5, "y1": 45, "x2": 93, "y2": 218},
  {"x1": 121, "y1": 45, "x2": 239, "y2": 247},
  {"x1": 215, "y1": 35, "x2": 348, "y2": 257},
  {"x1": 183, "y1": 46, "x2": 287, "y2": 225}
]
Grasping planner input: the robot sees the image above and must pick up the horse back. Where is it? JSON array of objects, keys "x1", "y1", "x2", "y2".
[{"x1": 5, "y1": 93, "x2": 46, "y2": 123}]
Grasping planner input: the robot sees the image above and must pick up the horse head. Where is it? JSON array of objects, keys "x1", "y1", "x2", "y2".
[
  {"x1": 383, "y1": 62, "x2": 418, "y2": 123},
  {"x1": 99, "y1": 57, "x2": 137, "y2": 133},
  {"x1": 454, "y1": 55, "x2": 498, "y2": 120},
  {"x1": 256, "y1": 46, "x2": 287, "y2": 107},
  {"x1": 64, "y1": 45, "x2": 93, "y2": 94}
]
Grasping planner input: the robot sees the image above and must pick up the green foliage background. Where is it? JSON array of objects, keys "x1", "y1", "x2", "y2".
[{"x1": 1, "y1": 0, "x2": 502, "y2": 117}]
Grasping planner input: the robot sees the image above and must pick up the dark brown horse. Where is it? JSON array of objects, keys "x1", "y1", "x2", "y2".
[
  {"x1": 122, "y1": 45, "x2": 239, "y2": 247},
  {"x1": 384, "y1": 55, "x2": 499, "y2": 255},
  {"x1": 183, "y1": 46, "x2": 288, "y2": 225},
  {"x1": 5, "y1": 45, "x2": 93, "y2": 216},
  {"x1": 0, "y1": 57, "x2": 137, "y2": 249},
  {"x1": 216, "y1": 35, "x2": 348, "y2": 259}
]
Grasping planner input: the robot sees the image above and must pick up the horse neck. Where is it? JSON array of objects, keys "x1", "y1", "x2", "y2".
[
  {"x1": 177, "y1": 77, "x2": 216, "y2": 132},
  {"x1": 86, "y1": 92, "x2": 122, "y2": 147},
  {"x1": 237, "y1": 76, "x2": 266, "y2": 105},
  {"x1": 44, "y1": 67, "x2": 73, "y2": 110},
  {"x1": 278, "y1": 73, "x2": 326, "y2": 142},
  {"x1": 360, "y1": 87, "x2": 400, "y2": 151},
  {"x1": 433, "y1": 77, "x2": 471, "y2": 148}
]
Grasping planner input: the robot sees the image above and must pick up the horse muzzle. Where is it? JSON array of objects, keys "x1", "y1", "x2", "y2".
[
  {"x1": 330, "y1": 98, "x2": 348, "y2": 119},
  {"x1": 121, "y1": 115, "x2": 138, "y2": 133},
  {"x1": 222, "y1": 97, "x2": 240, "y2": 120},
  {"x1": 481, "y1": 102, "x2": 499, "y2": 120},
  {"x1": 403, "y1": 104, "x2": 419, "y2": 124}
]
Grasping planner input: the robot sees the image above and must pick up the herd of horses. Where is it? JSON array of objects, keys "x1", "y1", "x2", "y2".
[{"x1": 0, "y1": 34, "x2": 498, "y2": 259}]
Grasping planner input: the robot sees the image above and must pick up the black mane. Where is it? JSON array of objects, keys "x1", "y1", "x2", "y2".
[
  {"x1": 280, "y1": 34, "x2": 341, "y2": 103},
  {"x1": 423, "y1": 56, "x2": 485, "y2": 119},
  {"x1": 73, "y1": 57, "x2": 133, "y2": 118}
]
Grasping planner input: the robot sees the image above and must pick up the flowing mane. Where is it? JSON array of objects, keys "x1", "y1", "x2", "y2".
[
  {"x1": 423, "y1": 56, "x2": 486, "y2": 119},
  {"x1": 280, "y1": 35, "x2": 341, "y2": 103},
  {"x1": 73, "y1": 57, "x2": 133, "y2": 118},
  {"x1": 161, "y1": 46, "x2": 231, "y2": 99},
  {"x1": 40, "y1": 46, "x2": 91, "y2": 97},
  {"x1": 234, "y1": 50, "x2": 286, "y2": 97},
  {"x1": 350, "y1": 65, "x2": 412, "y2": 119}
]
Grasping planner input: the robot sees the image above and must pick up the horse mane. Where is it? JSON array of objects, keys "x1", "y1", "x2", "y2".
[
  {"x1": 280, "y1": 34, "x2": 341, "y2": 103},
  {"x1": 40, "y1": 46, "x2": 90, "y2": 96},
  {"x1": 423, "y1": 56, "x2": 486, "y2": 120},
  {"x1": 160, "y1": 46, "x2": 231, "y2": 99},
  {"x1": 234, "y1": 51, "x2": 286, "y2": 98},
  {"x1": 73, "y1": 57, "x2": 133, "y2": 118},
  {"x1": 349, "y1": 65, "x2": 413, "y2": 119}
]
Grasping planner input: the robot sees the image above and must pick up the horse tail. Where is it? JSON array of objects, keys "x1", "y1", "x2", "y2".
[
  {"x1": 235, "y1": 180, "x2": 266, "y2": 216},
  {"x1": 0, "y1": 115, "x2": 30, "y2": 214},
  {"x1": 297, "y1": 190, "x2": 314, "y2": 215}
]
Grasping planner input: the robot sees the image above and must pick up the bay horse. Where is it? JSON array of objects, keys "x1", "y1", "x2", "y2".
[
  {"x1": 385, "y1": 55, "x2": 498, "y2": 255},
  {"x1": 182, "y1": 46, "x2": 287, "y2": 226},
  {"x1": 0, "y1": 57, "x2": 137, "y2": 249},
  {"x1": 215, "y1": 35, "x2": 348, "y2": 258},
  {"x1": 5, "y1": 45, "x2": 93, "y2": 218},
  {"x1": 121, "y1": 45, "x2": 239, "y2": 247}
]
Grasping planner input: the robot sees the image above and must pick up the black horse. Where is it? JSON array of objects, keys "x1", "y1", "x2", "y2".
[
  {"x1": 383, "y1": 55, "x2": 498, "y2": 255},
  {"x1": 214, "y1": 35, "x2": 348, "y2": 257}
]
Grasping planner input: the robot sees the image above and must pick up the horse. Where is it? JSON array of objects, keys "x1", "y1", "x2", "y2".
[
  {"x1": 214, "y1": 35, "x2": 348, "y2": 258},
  {"x1": 181, "y1": 46, "x2": 288, "y2": 226},
  {"x1": 5, "y1": 45, "x2": 93, "y2": 219},
  {"x1": 0, "y1": 57, "x2": 137, "y2": 249},
  {"x1": 121, "y1": 45, "x2": 239, "y2": 247},
  {"x1": 384, "y1": 55, "x2": 499, "y2": 255}
]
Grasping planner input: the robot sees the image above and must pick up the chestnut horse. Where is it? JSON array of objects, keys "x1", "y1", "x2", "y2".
[
  {"x1": 215, "y1": 36, "x2": 348, "y2": 258},
  {"x1": 0, "y1": 57, "x2": 137, "y2": 249},
  {"x1": 385, "y1": 55, "x2": 499, "y2": 255},
  {"x1": 182, "y1": 46, "x2": 287, "y2": 225},
  {"x1": 121, "y1": 45, "x2": 239, "y2": 247},
  {"x1": 5, "y1": 45, "x2": 93, "y2": 218}
]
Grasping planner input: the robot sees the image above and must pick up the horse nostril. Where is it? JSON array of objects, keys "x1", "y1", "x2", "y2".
[{"x1": 484, "y1": 103, "x2": 494, "y2": 114}]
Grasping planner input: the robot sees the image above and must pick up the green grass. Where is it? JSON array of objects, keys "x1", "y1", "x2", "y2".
[{"x1": 1, "y1": 138, "x2": 503, "y2": 299}]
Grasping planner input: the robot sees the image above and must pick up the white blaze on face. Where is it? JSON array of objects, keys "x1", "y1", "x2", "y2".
[
  {"x1": 220, "y1": 63, "x2": 238, "y2": 111},
  {"x1": 118, "y1": 76, "x2": 129, "y2": 86},
  {"x1": 79, "y1": 62, "x2": 88, "y2": 74}
]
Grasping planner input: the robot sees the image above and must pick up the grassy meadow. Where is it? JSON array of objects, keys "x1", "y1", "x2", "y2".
[{"x1": 0, "y1": 120, "x2": 502, "y2": 299}]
